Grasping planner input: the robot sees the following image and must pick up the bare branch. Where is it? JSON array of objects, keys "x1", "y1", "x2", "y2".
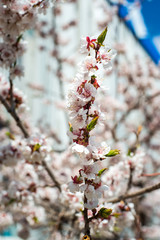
[
  {"x1": 41, "y1": 159, "x2": 61, "y2": 192},
  {"x1": 146, "y1": 91, "x2": 160, "y2": 102},
  {"x1": 107, "y1": 181, "x2": 160, "y2": 203}
]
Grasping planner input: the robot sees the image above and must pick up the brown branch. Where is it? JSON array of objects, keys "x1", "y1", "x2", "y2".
[
  {"x1": 146, "y1": 91, "x2": 160, "y2": 102},
  {"x1": 125, "y1": 201, "x2": 143, "y2": 239},
  {"x1": 126, "y1": 166, "x2": 133, "y2": 193},
  {"x1": 142, "y1": 172, "x2": 160, "y2": 177},
  {"x1": 22, "y1": 0, "x2": 46, "y2": 17},
  {"x1": 0, "y1": 94, "x2": 29, "y2": 138},
  {"x1": 111, "y1": 102, "x2": 139, "y2": 140},
  {"x1": 111, "y1": 89, "x2": 160, "y2": 142},
  {"x1": 107, "y1": 181, "x2": 160, "y2": 203},
  {"x1": 52, "y1": 5, "x2": 69, "y2": 127},
  {"x1": 41, "y1": 159, "x2": 61, "y2": 192},
  {"x1": 9, "y1": 76, "x2": 15, "y2": 112},
  {"x1": 83, "y1": 195, "x2": 91, "y2": 237},
  {"x1": 114, "y1": 101, "x2": 139, "y2": 130}
]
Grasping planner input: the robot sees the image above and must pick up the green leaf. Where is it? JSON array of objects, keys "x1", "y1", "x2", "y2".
[
  {"x1": 113, "y1": 226, "x2": 121, "y2": 232},
  {"x1": 33, "y1": 216, "x2": 39, "y2": 223},
  {"x1": 98, "y1": 207, "x2": 112, "y2": 219},
  {"x1": 97, "y1": 168, "x2": 107, "y2": 177},
  {"x1": 113, "y1": 213, "x2": 121, "y2": 218},
  {"x1": 86, "y1": 116, "x2": 99, "y2": 132},
  {"x1": 8, "y1": 199, "x2": 16, "y2": 205},
  {"x1": 105, "y1": 149, "x2": 120, "y2": 157},
  {"x1": 91, "y1": 75, "x2": 96, "y2": 79},
  {"x1": 17, "y1": 34, "x2": 23, "y2": 43},
  {"x1": 33, "y1": 143, "x2": 41, "y2": 152},
  {"x1": 68, "y1": 122, "x2": 73, "y2": 132},
  {"x1": 5, "y1": 132, "x2": 15, "y2": 140},
  {"x1": 97, "y1": 27, "x2": 108, "y2": 45},
  {"x1": 127, "y1": 149, "x2": 131, "y2": 156}
]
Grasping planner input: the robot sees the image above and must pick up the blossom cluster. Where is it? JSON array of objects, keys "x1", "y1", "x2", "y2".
[
  {"x1": 67, "y1": 29, "x2": 116, "y2": 210},
  {"x1": 22, "y1": 134, "x2": 51, "y2": 164},
  {"x1": 0, "y1": 75, "x2": 28, "y2": 113},
  {"x1": 104, "y1": 149, "x2": 146, "y2": 197},
  {"x1": 0, "y1": 0, "x2": 159, "y2": 238},
  {"x1": 0, "y1": 41, "x2": 26, "y2": 70},
  {"x1": 88, "y1": 201, "x2": 135, "y2": 238},
  {"x1": 0, "y1": 0, "x2": 49, "y2": 73},
  {"x1": 0, "y1": 133, "x2": 51, "y2": 167},
  {"x1": 1, "y1": 180, "x2": 30, "y2": 205},
  {"x1": 0, "y1": 140, "x2": 22, "y2": 167},
  {"x1": 0, "y1": 212, "x2": 13, "y2": 230},
  {"x1": 0, "y1": 0, "x2": 49, "y2": 40}
]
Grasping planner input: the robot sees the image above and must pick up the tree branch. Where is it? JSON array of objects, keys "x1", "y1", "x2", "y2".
[
  {"x1": 9, "y1": 76, "x2": 15, "y2": 112},
  {"x1": 146, "y1": 91, "x2": 160, "y2": 102},
  {"x1": 111, "y1": 90, "x2": 160, "y2": 142},
  {"x1": 41, "y1": 159, "x2": 61, "y2": 192},
  {"x1": 0, "y1": 94, "x2": 29, "y2": 138},
  {"x1": 83, "y1": 195, "x2": 91, "y2": 237},
  {"x1": 107, "y1": 181, "x2": 160, "y2": 203}
]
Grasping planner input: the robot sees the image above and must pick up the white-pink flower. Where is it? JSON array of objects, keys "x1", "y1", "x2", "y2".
[
  {"x1": 69, "y1": 108, "x2": 88, "y2": 130},
  {"x1": 77, "y1": 82, "x2": 97, "y2": 103},
  {"x1": 88, "y1": 137, "x2": 110, "y2": 160},
  {"x1": 84, "y1": 199, "x2": 98, "y2": 210},
  {"x1": 81, "y1": 162, "x2": 101, "y2": 180},
  {"x1": 80, "y1": 182, "x2": 108, "y2": 209},
  {"x1": 79, "y1": 56, "x2": 98, "y2": 75},
  {"x1": 79, "y1": 36, "x2": 97, "y2": 54},
  {"x1": 68, "y1": 181, "x2": 80, "y2": 193},
  {"x1": 72, "y1": 143, "x2": 90, "y2": 156},
  {"x1": 99, "y1": 47, "x2": 116, "y2": 70}
]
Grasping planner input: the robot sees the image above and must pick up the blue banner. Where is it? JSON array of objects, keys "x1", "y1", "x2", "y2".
[{"x1": 109, "y1": 0, "x2": 160, "y2": 65}]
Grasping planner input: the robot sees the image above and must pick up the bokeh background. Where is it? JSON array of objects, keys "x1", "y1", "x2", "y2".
[{"x1": 1, "y1": 0, "x2": 160, "y2": 239}]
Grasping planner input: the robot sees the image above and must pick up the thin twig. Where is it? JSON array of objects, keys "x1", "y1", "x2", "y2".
[
  {"x1": 22, "y1": 0, "x2": 46, "y2": 17},
  {"x1": 42, "y1": 159, "x2": 61, "y2": 192},
  {"x1": 107, "y1": 181, "x2": 160, "y2": 203},
  {"x1": 52, "y1": 5, "x2": 69, "y2": 126},
  {"x1": 146, "y1": 91, "x2": 160, "y2": 102},
  {"x1": 9, "y1": 76, "x2": 15, "y2": 112},
  {"x1": 114, "y1": 101, "x2": 139, "y2": 131},
  {"x1": 142, "y1": 172, "x2": 160, "y2": 177},
  {"x1": 0, "y1": 94, "x2": 29, "y2": 138},
  {"x1": 125, "y1": 201, "x2": 143, "y2": 239},
  {"x1": 112, "y1": 90, "x2": 160, "y2": 142},
  {"x1": 126, "y1": 166, "x2": 133, "y2": 193}
]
